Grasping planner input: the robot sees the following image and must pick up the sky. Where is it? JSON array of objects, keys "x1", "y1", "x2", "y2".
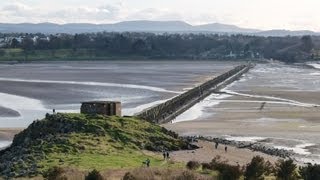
[{"x1": 0, "y1": 0, "x2": 320, "y2": 31}]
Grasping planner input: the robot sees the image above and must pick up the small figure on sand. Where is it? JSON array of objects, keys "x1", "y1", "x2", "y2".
[
  {"x1": 215, "y1": 142, "x2": 219, "y2": 149},
  {"x1": 259, "y1": 102, "x2": 266, "y2": 111},
  {"x1": 166, "y1": 152, "x2": 170, "y2": 159},
  {"x1": 225, "y1": 146, "x2": 228, "y2": 153}
]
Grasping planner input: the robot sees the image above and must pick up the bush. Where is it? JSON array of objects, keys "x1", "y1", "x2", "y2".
[
  {"x1": 244, "y1": 156, "x2": 274, "y2": 180},
  {"x1": 299, "y1": 163, "x2": 320, "y2": 180},
  {"x1": 205, "y1": 156, "x2": 243, "y2": 180},
  {"x1": 202, "y1": 162, "x2": 212, "y2": 170},
  {"x1": 275, "y1": 159, "x2": 298, "y2": 180},
  {"x1": 123, "y1": 168, "x2": 155, "y2": 180},
  {"x1": 174, "y1": 171, "x2": 199, "y2": 180},
  {"x1": 186, "y1": 161, "x2": 201, "y2": 170},
  {"x1": 85, "y1": 169, "x2": 103, "y2": 180},
  {"x1": 45, "y1": 166, "x2": 67, "y2": 180},
  {"x1": 123, "y1": 172, "x2": 136, "y2": 180}
]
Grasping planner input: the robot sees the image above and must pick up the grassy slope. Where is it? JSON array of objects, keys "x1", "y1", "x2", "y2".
[{"x1": 0, "y1": 113, "x2": 188, "y2": 177}]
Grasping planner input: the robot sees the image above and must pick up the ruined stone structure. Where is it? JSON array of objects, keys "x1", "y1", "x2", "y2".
[
  {"x1": 81, "y1": 101, "x2": 122, "y2": 116},
  {"x1": 136, "y1": 64, "x2": 254, "y2": 124}
]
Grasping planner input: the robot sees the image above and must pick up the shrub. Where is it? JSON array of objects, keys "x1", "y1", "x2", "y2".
[
  {"x1": 45, "y1": 166, "x2": 67, "y2": 180},
  {"x1": 123, "y1": 172, "x2": 136, "y2": 180},
  {"x1": 202, "y1": 162, "x2": 212, "y2": 170},
  {"x1": 205, "y1": 156, "x2": 243, "y2": 180},
  {"x1": 299, "y1": 163, "x2": 320, "y2": 180},
  {"x1": 244, "y1": 156, "x2": 273, "y2": 180},
  {"x1": 85, "y1": 169, "x2": 103, "y2": 180},
  {"x1": 264, "y1": 160, "x2": 275, "y2": 176},
  {"x1": 216, "y1": 163, "x2": 242, "y2": 180},
  {"x1": 174, "y1": 171, "x2": 199, "y2": 180},
  {"x1": 122, "y1": 168, "x2": 155, "y2": 180},
  {"x1": 275, "y1": 159, "x2": 298, "y2": 180},
  {"x1": 186, "y1": 161, "x2": 201, "y2": 170}
]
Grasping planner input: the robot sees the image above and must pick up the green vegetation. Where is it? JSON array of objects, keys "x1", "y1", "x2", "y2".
[
  {"x1": 299, "y1": 163, "x2": 320, "y2": 180},
  {"x1": 0, "y1": 113, "x2": 188, "y2": 178},
  {"x1": 1, "y1": 32, "x2": 319, "y2": 62},
  {"x1": 275, "y1": 159, "x2": 299, "y2": 180},
  {"x1": 0, "y1": 113, "x2": 318, "y2": 179}
]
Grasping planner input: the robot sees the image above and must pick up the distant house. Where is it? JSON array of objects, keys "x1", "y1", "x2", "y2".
[
  {"x1": 80, "y1": 101, "x2": 122, "y2": 116},
  {"x1": 226, "y1": 51, "x2": 237, "y2": 58}
]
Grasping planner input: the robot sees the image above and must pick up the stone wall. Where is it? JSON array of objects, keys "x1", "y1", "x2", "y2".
[{"x1": 136, "y1": 64, "x2": 253, "y2": 124}]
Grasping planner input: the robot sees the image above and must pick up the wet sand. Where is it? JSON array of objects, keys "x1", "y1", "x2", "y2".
[{"x1": 0, "y1": 61, "x2": 239, "y2": 128}]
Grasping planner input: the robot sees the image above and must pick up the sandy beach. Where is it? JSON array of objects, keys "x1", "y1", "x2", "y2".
[{"x1": 171, "y1": 140, "x2": 279, "y2": 166}]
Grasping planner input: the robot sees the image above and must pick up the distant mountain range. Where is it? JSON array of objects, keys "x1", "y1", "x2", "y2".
[{"x1": 0, "y1": 20, "x2": 319, "y2": 37}]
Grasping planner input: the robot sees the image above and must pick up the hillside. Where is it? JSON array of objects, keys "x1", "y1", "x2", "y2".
[
  {"x1": 0, "y1": 113, "x2": 191, "y2": 178},
  {"x1": 0, "y1": 21, "x2": 319, "y2": 36}
]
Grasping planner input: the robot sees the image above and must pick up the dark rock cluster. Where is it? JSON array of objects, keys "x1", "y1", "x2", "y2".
[{"x1": 186, "y1": 136, "x2": 293, "y2": 158}]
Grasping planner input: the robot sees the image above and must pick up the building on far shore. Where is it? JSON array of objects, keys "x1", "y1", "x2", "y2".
[{"x1": 81, "y1": 101, "x2": 122, "y2": 116}]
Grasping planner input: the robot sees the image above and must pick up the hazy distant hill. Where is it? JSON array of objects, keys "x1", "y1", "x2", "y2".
[
  {"x1": 0, "y1": 20, "x2": 319, "y2": 36},
  {"x1": 254, "y1": 30, "x2": 320, "y2": 37},
  {"x1": 194, "y1": 23, "x2": 260, "y2": 33}
]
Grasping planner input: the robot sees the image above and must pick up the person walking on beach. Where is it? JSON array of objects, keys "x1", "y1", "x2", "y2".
[
  {"x1": 215, "y1": 142, "x2": 219, "y2": 149},
  {"x1": 225, "y1": 146, "x2": 228, "y2": 153}
]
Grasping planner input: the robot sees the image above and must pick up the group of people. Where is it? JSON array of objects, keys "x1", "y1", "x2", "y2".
[
  {"x1": 215, "y1": 142, "x2": 228, "y2": 153},
  {"x1": 143, "y1": 151, "x2": 170, "y2": 168},
  {"x1": 163, "y1": 151, "x2": 170, "y2": 160}
]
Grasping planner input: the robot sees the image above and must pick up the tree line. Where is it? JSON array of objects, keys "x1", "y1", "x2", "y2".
[{"x1": 1, "y1": 32, "x2": 319, "y2": 62}]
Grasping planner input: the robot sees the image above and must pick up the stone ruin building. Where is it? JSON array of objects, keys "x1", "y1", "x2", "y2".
[{"x1": 81, "y1": 101, "x2": 122, "y2": 116}]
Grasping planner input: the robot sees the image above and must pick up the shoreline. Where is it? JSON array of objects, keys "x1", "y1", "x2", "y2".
[
  {"x1": 171, "y1": 139, "x2": 280, "y2": 166},
  {"x1": 0, "y1": 128, "x2": 23, "y2": 141}
]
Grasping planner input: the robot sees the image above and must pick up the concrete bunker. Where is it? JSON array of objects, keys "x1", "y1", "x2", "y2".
[{"x1": 81, "y1": 101, "x2": 122, "y2": 116}]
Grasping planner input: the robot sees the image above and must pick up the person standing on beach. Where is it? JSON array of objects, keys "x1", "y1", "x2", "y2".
[
  {"x1": 215, "y1": 142, "x2": 219, "y2": 149},
  {"x1": 166, "y1": 152, "x2": 170, "y2": 159},
  {"x1": 163, "y1": 151, "x2": 166, "y2": 160},
  {"x1": 225, "y1": 146, "x2": 228, "y2": 153}
]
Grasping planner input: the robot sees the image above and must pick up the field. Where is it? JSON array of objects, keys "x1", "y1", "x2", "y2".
[{"x1": 0, "y1": 48, "x2": 146, "y2": 61}]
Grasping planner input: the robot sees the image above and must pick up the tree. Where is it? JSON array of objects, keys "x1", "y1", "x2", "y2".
[
  {"x1": 275, "y1": 159, "x2": 298, "y2": 180},
  {"x1": 245, "y1": 156, "x2": 269, "y2": 180},
  {"x1": 301, "y1": 35, "x2": 314, "y2": 52},
  {"x1": 10, "y1": 38, "x2": 20, "y2": 48},
  {"x1": 299, "y1": 163, "x2": 320, "y2": 180}
]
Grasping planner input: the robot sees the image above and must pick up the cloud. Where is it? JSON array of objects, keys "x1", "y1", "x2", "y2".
[{"x1": 0, "y1": 0, "x2": 319, "y2": 31}]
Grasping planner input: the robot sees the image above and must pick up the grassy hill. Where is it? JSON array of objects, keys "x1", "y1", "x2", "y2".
[{"x1": 0, "y1": 113, "x2": 190, "y2": 178}]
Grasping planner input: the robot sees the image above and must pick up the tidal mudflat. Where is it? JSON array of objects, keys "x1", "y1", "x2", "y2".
[
  {"x1": 165, "y1": 62, "x2": 320, "y2": 164},
  {"x1": 0, "y1": 60, "x2": 238, "y2": 129}
]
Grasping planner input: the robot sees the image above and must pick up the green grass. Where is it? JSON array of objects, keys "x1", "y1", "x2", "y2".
[{"x1": 5, "y1": 113, "x2": 186, "y2": 176}]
